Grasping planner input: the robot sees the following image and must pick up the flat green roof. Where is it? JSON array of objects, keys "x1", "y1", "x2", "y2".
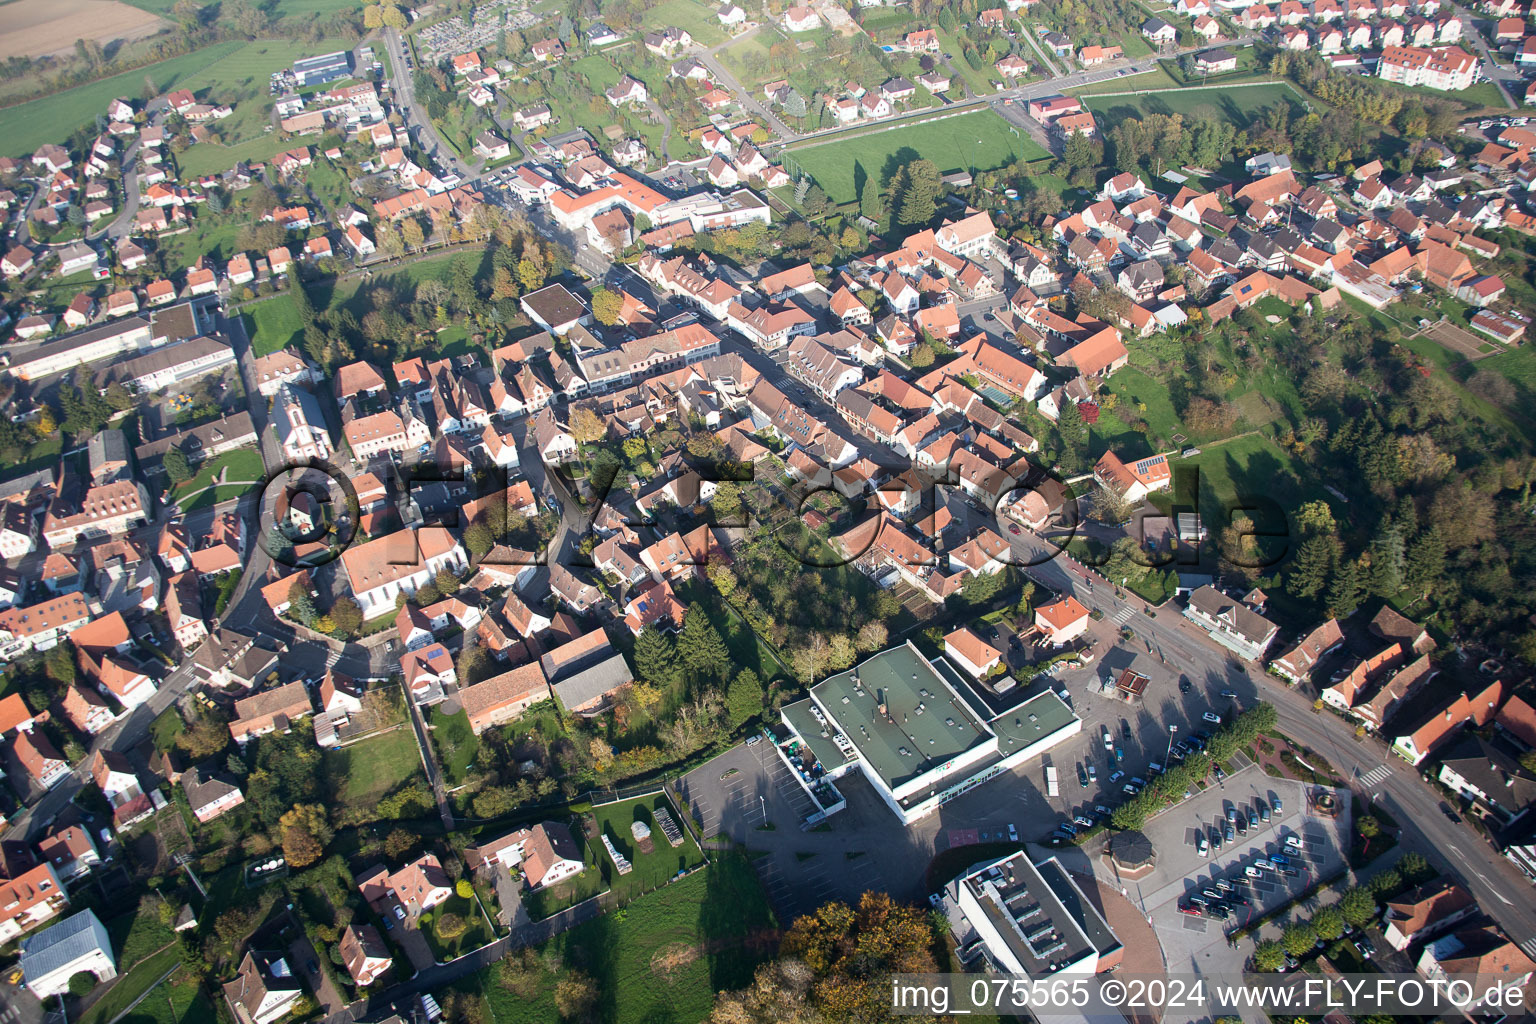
[
  {"x1": 993, "y1": 690, "x2": 1079, "y2": 759},
  {"x1": 811, "y1": 643, "x2": 994, "y2": 792},
  {"x1": 781, "y1": 698, "x2": 856, "y2": 774}
]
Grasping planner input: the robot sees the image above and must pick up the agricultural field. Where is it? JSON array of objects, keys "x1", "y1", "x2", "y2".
[
  {"x1": 0, "y1": 0, "x2": 167, "y2": 61},
  {"x1": 0, "y1": 40, "x2": 243, "y2": 157},
  {"x1": 481, "y1": 851, "x2": 774, "y2": 1024},
  {"x1": 1083, "y1": 82, "x2": 1309, "y2": 128},
  {"x1": 122, "y1": 0, "x2": 358, "y2": 16},
  {"x1": 0, "y1": 36, "x2": 352, "y2": 158},
  {"x1": 783, "y1": 108, "x2": 1049, "y2": 205}
]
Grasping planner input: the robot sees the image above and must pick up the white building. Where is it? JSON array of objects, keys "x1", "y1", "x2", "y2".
[{"x1": 20, "y1": 910, "x2": 116, "y2": 998}]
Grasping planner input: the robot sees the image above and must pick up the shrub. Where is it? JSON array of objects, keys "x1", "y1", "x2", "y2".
[{"x1": 67, "y1": 972, "x2": 96, "y2": 997}]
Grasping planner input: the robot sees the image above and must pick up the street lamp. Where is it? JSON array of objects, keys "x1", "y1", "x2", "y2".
[{"x1": 1166, "y1": 725, "x2": 1177, "y2": 765}]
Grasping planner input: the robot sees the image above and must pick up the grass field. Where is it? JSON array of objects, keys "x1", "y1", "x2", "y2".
[
  {"x1": 0, "y1": 41, "x2": 242, "y2": 157},
  {"x1": 1084, "y1": 82, "x2": 1308, "y2": 128},
  {"x1": 174, "y1": 447, "x2": 265, "y2": 497},
  {"x1": 526, "y1": 795, "x2": 708, "y2": 920},
  {"x1": 79, "y1": 948, "x2": 181, "y2": 1024},
  {"x1": 148, "y1": 707, "x2": 185, "y2": 752},
  {"x1": 325, "y1": 727, "x2": 426, "y2": 810},
  {"x1": 430, "y1": 707, "x2": 479, "y2": 786},
  {"x1": 482, "y1": 851, "x2": 775, "y2": 1024},
  {"x1": 243, "y1": 293, "x2": 306, "y2": 357},
  {"x1": 784, "y1": 108, "x2": 1049, "y2": 205},
  {"x1": 637, "y1": 0, "x2": 727, "y2": 46}
]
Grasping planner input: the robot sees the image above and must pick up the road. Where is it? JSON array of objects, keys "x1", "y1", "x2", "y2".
[
  {"x1": 1004, "y1": 527, "x2": 1536, "y2": 955},
  {"x1": 1452, "y1": 5, "x2": 1520, "y2": 107},
  {"x1": 382, "y1": 26, "x2": 474, "y2": 179},
  {"x1": 695, "y1": 28, "x2": 795, "y2": 140}
]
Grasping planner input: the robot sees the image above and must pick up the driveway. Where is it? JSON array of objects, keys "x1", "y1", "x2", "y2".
[{"x1": 291, "y1": 934, "x2": 346, "y2": 1017}]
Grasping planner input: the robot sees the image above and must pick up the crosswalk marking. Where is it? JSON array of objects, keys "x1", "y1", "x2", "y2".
[
  {"x1": 1111, "y1": 606, "x2": 1136, "y2": 625},
  {"x1": 1519, "y1": 938, "x2": 1536, "y2": 960},
  {"x1": 1359, "y1": 765, "x2": 1391, "y2": 787}
]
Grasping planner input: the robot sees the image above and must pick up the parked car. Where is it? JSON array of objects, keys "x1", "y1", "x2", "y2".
[
  {"x1": 1008, "y1": 824, "x2": 1018, "y2": 842},
  {"x1": 1220, "y1": 689, "x2": 1238, "y2": 699},
  {"x1": 1109, "y1": 770, "x2": 1125, "y2": 783},
  {"x1": 1226, "y1": 825, "x2": 1235, "y2": 842},
  {"x1": 1202, "y1": 711, "x2": 1222, "y2": 724}
]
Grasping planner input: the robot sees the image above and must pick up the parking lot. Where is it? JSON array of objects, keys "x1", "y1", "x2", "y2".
[{"x1": 1114, "y1": 773, "x2": 1351, "y2": 971}]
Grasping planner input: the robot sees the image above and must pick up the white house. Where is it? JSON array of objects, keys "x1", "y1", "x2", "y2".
[{"x1": 20, "y1": 911, "x2": 116, "y2": 998}]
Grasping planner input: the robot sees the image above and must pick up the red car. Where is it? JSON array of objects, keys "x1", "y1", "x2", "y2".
[{"x1": 1008, "y1": 524, "x2": 1020, "y2": 535}]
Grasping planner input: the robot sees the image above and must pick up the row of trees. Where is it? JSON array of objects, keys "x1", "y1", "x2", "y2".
[
  {"x1": 1250, "y1": 851, "x2": 1434, "y2": 970},
  {"x1": 1111, "y1": 704, "x2": 1278, "y2": 831}
]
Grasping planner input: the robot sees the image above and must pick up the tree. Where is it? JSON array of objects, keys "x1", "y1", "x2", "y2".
[
  {"x1": 1313, "y1": 905, "x2": 1345, "y2": 941},
  {"x1": 907, "y1": 342, "x2": 934, "y2": 367},
  {"x1": 569, "y1": 407, "x2": 607, "y2": 444},
  {"x1": 1288, "y1": 535, "x2": 1336, "y2": 601},
  {"x1": 1281, "y1": 922, "x2": 1317, "y2": 957},
  {"x1": 680, "y1": 607, "x2": 730, "y2": 683},
  {"x1": 177, "y1": 712, "x2": 229, "y2": 759},
  {"x1": 1253, "y1": 940, "x2": 1286, "y2": 972},
  {"x1": 1340, "y1": 887, "x2": 1377, "y2": 927},
  {"x1": 555, "y1": 970, "x2": 598, "y2": 1022},
  {"x1": 384, "y1": 828, "x2": 416, "y2": 860},
  {"x1": 633, "y1": 626, "x2": 681, "y2": 690},
  {"x1": 707, "y1": 958, "x2": 820, "y2": 1024},
  {"x1": 1398, "y1": 851, "x2": 1433, "y2": 884},
  {"x1": 68, "y1": 972, "x2": 97, "y2": 997},
  {"x1": 435, "y1": 912, "x2": 467, "y2": 942},
  {"x1": 279, "y1": 803, "x2": 333, "y2": 867},
  {"x1": 1356, "y1": 814, "x2": 1381, "y2": 839},
  {"x1": 856, "y1": 621, "x2": 888, "y2": 652},
  {"x1": 329, "y1": 596, "x2": 363, "y2": 637},
  {"x1": 435, "y1": 568, "x2": 461, "y2": 595},
  {"x1": 780, "y1": 893, "x2": 937, "y2": 1019},
  {"x1": 465, "y1": 520, "x2": 495, "y2": 561},
  {"x1": 162, "y1": 447, "x2": 193, "y2": 484},
  {"x1": 590, "y1": 287, "x2": 623, "y2": 325},
  {"x1": 889, "y1": 158, "x2": 942, "y2": 226},
  {"x1": 726, "y1": 668, "x2": 763, "y2": 729},
  {"x1": 456, "y1": 878, "x2": 474, "y2": 898},
  {"x1": 1092, "y1": 488, "x2": 1136, "y2": 527}
]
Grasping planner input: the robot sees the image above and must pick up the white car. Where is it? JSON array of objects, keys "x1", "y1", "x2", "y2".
[
  {"x1": 1197, "y1": 836, "x2": 1208, "y2": 857},
  {"x1": 1202, "y1": 711, "x2": 1222, "y2": 724}
]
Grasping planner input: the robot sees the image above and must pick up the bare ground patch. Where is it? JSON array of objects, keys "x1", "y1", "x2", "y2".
[
  {"x1": 649, "y1": 941, "x2": 702, "y2": 980},
  {"x1": 1418, "y1": 319, "x2": 1504, "y2": 361},
  {"x1": 0, "y1": 0, "x2": 168, "y2": 60}
]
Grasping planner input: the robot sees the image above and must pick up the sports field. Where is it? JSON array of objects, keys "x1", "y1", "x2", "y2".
[
  {"x1": 1084, "y1": 82, "x2": 1309, "y2": 128},
  {"x1": 784, "y1": 108, "x2": 1049, "y2": 205}
]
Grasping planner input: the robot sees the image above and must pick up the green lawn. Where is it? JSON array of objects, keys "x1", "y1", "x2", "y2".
[
  {"x1": 525, "y1": 795, "x2": 707, "y2": 920},
  {"x1": 718, "y1": 30, "x2": 779, "y2": 91},
  {"x1": 78, "y1": 947, "x2": 181, "y2": 1024},
  {"x1": 783, "y1": 108, "x2": 1050, "y2": 205},
  {"x1": 1104, "y1": 367, "x2": 1187, "y2": 446},
  {"x1": 174, "y1": 447, "x2": 265, "y2": 497},
  {"x1": 1160, "y1": 433, "x2": 1324, "y2": 535},
  {"x1": 422, "y1": 893, "x2": 496, "y2": 961},
  {"x1": 1084, "y1": 82, "x2": 1308, "y2": 128},
  {"x1": 637, "y1": 0, "x2": 728, "y2": 46},
  {"x1": 148, "y1": 708, "x2": 185, "y2": 752},
  {"x1": 85, "y1": 966, "x2": 211, "y2": 1024},
  {"x1": 430, "y1": 707, "x2": 479, "y2": 786},
  {"x1": 0, "y1": 42, "x2": 242, "y2": 157},
  {"x1": 481, "y1": 850, "x2": 774, "y2": 1024},
  {"x1": 935, "y1": 29, "x2": 996, "y2": 95},
  {"x1": 181, "y1": 483, "x2": 261, "y2": 512},
  {"x1": 178, "y1": 133, "x2": 293, "y2": 179},
  {"x1": 325, "y1": 727, "x2": 427, "y2": 811},
  {"x1": 106, "y1": 904, "x2": 176, "y2": 968},
  {"x1": 243, "y1": 293, "x2": 306, "y2": 357}
]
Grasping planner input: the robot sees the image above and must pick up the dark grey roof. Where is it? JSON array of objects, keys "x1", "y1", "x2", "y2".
[
  {"x1": 520, "y1": 284, "x2": 588, "y2": 327},
  {"x1": 550, "y1": 651, "x2": 634, "y2": 712},
  {"x1": 182, "y1": 762, "x2": 241, "y2": 809}
]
